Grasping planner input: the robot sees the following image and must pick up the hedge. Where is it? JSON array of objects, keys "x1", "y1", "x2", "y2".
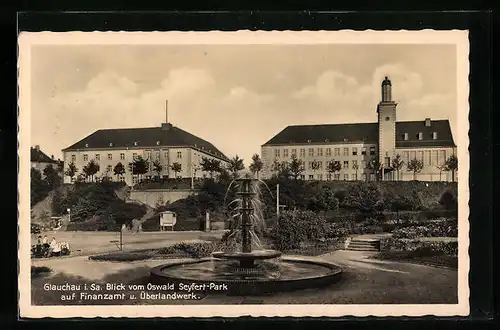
[{"x1": 380, "y1": 237, "x2": 458, "y2": 256}]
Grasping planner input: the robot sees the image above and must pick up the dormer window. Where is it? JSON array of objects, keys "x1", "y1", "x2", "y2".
[
  {"x1": 343, "y1": 137, "x2": 348, "y2": 142},
  {"x1": 85, "y1": 143, "x2": 89, "y2": 148},
  {"x1": 109, "y1": 142, "x2": 113, "y2": 147},
  {"x1": 404, "y1": 133, "x2": 408, "y2": 141},
  {"x1": 432, "y1": 132, "x2": 437, "y2": 140},
  {"x1": 325, "y1": 138, "x2": 329, "y2": 142},
  {"x1": 134, "y1": 142, "x2": 138, "y2": 146},
  {"x1": 307, "y1": 139, "x2": 311, "y2": 143},
  {"x1": 418, "y1": 132, "x2": 423, "y2": 140},
  {"x1": 156, "y1": 141, "x2": 160, "y2": 145}
]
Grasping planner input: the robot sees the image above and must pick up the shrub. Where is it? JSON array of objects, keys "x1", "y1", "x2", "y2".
[
  {"x1": 269, "y1": 210, "x2": 329, "y2": 250},
  {"x1": 439, "y1": 189, "x2": 458, "y2": 210},
  {"x1": 342, "y1": 182, "x2": 384, "y2": 214},
  {"x1": 380, "y1": 237, "x2": 458, "y2": 256},
  {"x1": 392, "y1": 219, "x2": 458, "y2": 239}
]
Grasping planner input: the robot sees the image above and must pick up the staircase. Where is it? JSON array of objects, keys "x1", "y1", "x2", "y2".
[{"x1": 345, "y1": 238, "x2": 381, "y2": 252}]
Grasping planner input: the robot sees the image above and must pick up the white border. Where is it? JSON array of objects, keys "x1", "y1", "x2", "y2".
[{"x1": 18, "y1": 30, "x2": 470, "y2": 318}]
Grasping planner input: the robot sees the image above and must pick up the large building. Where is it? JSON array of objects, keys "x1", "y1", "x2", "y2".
[
  {"x1": 31, "y1": 145, "x2": 61, "y2": 175},
  {"x1": 261, "y1": 77, "x2": 457, "y2": 182},
  {"x1": 62, "y1": 119, "x2": 229, "y2": 186}
]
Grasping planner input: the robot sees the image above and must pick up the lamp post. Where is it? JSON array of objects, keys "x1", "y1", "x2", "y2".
[{"x1": 67, "y1": 208, "x2": 71, "y2": 223}]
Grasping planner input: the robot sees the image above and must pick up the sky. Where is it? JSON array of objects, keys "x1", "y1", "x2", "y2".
[{"x1": 30, "y1": 43, "x2": 457, "y2": 166}]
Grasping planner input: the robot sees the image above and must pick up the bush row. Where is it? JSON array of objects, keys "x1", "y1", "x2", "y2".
[
  {"x1": 380, "y1": 237, "x2": 458, "y2": 256},
  {"x1": 391, "y1": 219, "x2": 458, "y2": 239}
]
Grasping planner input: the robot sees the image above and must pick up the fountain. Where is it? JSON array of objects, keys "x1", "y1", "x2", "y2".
[{"x1": 150, "y1": 176, "x2": 342, "y2": 295}]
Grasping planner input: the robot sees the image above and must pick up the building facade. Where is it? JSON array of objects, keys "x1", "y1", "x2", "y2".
[
  {"x1": 261, "y1": 77, "x2": 457, "y2": 182},
  {"x1": 62, "y1": 122, "x2": 229, "y2": 186}
]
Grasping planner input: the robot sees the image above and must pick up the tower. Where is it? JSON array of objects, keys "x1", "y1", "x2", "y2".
[{"x1": 377, "y1": 77, "x2": 397, "y2": 180}]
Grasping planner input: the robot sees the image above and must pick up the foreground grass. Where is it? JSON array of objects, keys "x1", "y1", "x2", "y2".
[{"x1": 373, "y1": 251, "x2": 458, "y2": 269}]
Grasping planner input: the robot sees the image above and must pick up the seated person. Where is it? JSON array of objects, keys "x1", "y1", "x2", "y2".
[{"x1": 51, "y1": 241, "x2": 62, "y2": 257}]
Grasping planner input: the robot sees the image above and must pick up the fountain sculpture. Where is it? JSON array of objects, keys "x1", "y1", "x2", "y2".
[{"x1": 150, "y1": 176, "x2": 342, "y2": 295}]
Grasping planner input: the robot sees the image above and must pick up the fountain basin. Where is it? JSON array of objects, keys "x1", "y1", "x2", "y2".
[{"x1": 150, "y1": 256, "x2": 343, "y2": 296}]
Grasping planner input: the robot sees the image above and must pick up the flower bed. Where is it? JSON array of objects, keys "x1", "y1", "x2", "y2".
[
  {"x1": 391, "y1": 219, "x2": 458, "y2": 239},
  {"x1": 380, "y1": 237, "x2": 458, "y2": 256}
]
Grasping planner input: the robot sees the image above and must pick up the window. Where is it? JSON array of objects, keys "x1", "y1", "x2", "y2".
[
  {"x1": 418, "y1": 132, "x2": 423, "y2": 140},
  {"x1": 133, "y1": 153, "x2": 137, "y2": 160},
  {"x1": 344, "y1": 174, "x2": 349, "y2": 181},
  {"x1": 275, "y1": 149, "x2": 280, "y2": 158},
  {"x1": 410, "y1": 151, "x2": 416, "y2": 160},
  {"x1": 308, "y1": 148, "x2": 314, "y2": 157},
  {"x1": 317, "y1": 174, "x2": 323, "y2": 180},
  {"x1": 426, "y1": 151, "x2": 432, "y2": 166},
  {"x1": 403, "y1": 151, "x2": 409, "y2": 164},
  {"x1": 362, "y1": 173, "x2": 367, "y2": 181},
  {"x1": 308, "y1": 161, "x2": 312, "y2": 169},
  {"x1": 156, "y1": 141, "x2": 161, "y2": 145},
  {"x1": 83, "y1": 154, "x2": 88, "y2": 161},
  {"x1": 309, "y1": 175, "x2": 314, "y2": 180},
  {"x1": 361, "y1": 160, "x2": 366, "y2": 169},
  {"x1": 343, "y1": 161, "x2": 349, "y2": 169},
  {"x1": 95, "y1": 154, "x2": 100, "y2": 161},
  {"x1": 177, "y1": 151, "x2": 182, "y2": 159},
  {"x1": 352, "y1": 147, "x2": 358, "y2": 156},
  {"x1": 147, "y1": 152, "x2": 152, "y2": 159},
  {"x1": 432, "y1": 132, "x2": 438, "y2": 140},
  {"x1": 334, "y1": 174, "x2": 340, "y2": 180},
  {"x1": 318, "y1": 161, "x2": 323, "y2": 169},
  {"x1": 370, "y1": 147, "x2": 376, "y2": 155},
  {"x1": 418, "y1": 151, "x2": 424, "y2": 162},
  {"x1": 107, "y1": 153, "x2": 112, "y2": 160},
  {"x1": 291, "y1": 149, "x2": 297, "y2": 156},
  {"x1": 343, "y1": 147, "x2": 349, "y2": 156},
  {"x1": 352, "y1": 174, "x2": 357, "y2": 180},
  {"x1": 433, "y1": 150, "x2": 439, "y2": 165},
  {"x1": 317, "y1": 148, "x2": 323, "y2": 156},
  {"x1": 134, "y1": 142, "x2": 138, "y2": 146},
  {"x1": 361, "y1": 147, "x2": 367, "y2": 155},
  {"x1": 109, "y1": 142, "x2": 113, "y2": 147},
  {"x1": 440, "y1": 150, "x2": 446, "y2": 164},
  {"x1": 326, "y1": 148, "x2": 331, "y2": 156},
  {"x1": 300, "y1": 175, "x2": 305, "y2": 180},
  {"x1": 120, "y1": 153, "x2": 125, "y2": 160},
  {"x1": 299, "y1": 149, "x2": 305, "y2": 157},
  {"x1": 107, "y1": 165, "x2": 112, "y2": 172},
  {"x1": 119, "y1": 176, "x2": 125, "y2": 182},
  {"x1": 404, "y1": 133, "x2": 409, "y2": 141},
  {"x1": 132, "y1": 176, "x2": 138, "y2": 184},
  {"x1": 327, "y1": 174, "x2": 332, "y2": 181},
  {"x1": 156, "y1": 152, "x2": 160, "y2": 160},
  {"x1": 334, "y1": 148, "x2": 340, "y2": 156},
  {"x1": 71, "y1": 155, "x2": 76, "y2": 162},
  {"x1": 353, "y1": 160, "x2": 358, "y2": 168},
  {"x1": 283, "y1": 149, "x2": 289, "y2": 157}
]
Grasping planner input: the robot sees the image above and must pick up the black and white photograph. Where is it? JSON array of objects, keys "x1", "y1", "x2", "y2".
[{"x1": 18, "y1": 30, "x2": 470, "y2": 318}]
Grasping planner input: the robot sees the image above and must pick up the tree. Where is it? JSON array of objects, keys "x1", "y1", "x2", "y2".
[
  {"x1": 200, "y1": 157, "x2": 222, "y2": 178},
  {"x1": 288, "y1": 155, "x2": 304, "y2": 180},
  {"x1": 271, "y1": 160, "x2": 283, "y2": 177},
  {"x1": 343, "y1": 182, "x2": 384, "y2": 214},
  {"x1": 444, "y1": 154, "x2": 458, "y2": 183},
  {"x1": 391, "y1": 154, "x2": 404, "y2": 181},
  {"x1": 82, "y1": 160, "x2": 100, "y2": 182},
  {"x1": 310, "y1": 159, "x2": 321, "y2": 179},
  {"x1": 64, "y1": 162, "x2": 78, "y2": 182},
  {"x1": 43, "y1": 164, "x2": 61, "y2": 189},
  {"x1": 327, "y1": 160, "x2": 341, "y2": 180},
  {"x1": 152, "y1": 160, "x2": 163, "y2": 180},
  {"x1": 31, "y1": 168, "x2": 50, "y2": 206},
  {"x1": 366, "y1": 158, "x2": 380, "y2": 181},
  {"x1": 352, "y1": 163, "x2": 359, "y2": 181},
  {"x1": 128, "y1": 156, "x2": 149, "y2": 182},
  {"x1": 249, "y1": 154, "x2": 263, "y2": 179},
  {"x1": 170, "y1": 162, "x2": 182, "y2": 178},
  {"x1": 407, "y1": 158, "x2": 424, "y2": 181},
  {"x1": 227, "y1": 155, "x2": 245, "y2": 178},
  {"x1": 113, "y1": 162, "x2": 126, "y2": 181},
  {"x1": 436, "y1": 164, "x2": 446, "y2": 181}
]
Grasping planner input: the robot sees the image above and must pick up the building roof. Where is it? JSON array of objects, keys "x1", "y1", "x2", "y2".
[
  {"x1": 62, "y1": 123, "x2": 229, "y2": 161},
  {"x1": 262, "y1": 119, "x2": 455, "y2": 148},
  {"x1": 31, "y1": 146, "x2": 57, "y2": 163}
]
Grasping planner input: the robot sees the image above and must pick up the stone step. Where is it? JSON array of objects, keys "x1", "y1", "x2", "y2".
[
  {"x1": 346, "y1": 246, "x2": 380, "y2": 252},
  {"x1": 349, "y1": 240, "x2": 380, "y2": 245},
  {"x1": 348, "y1": 244, "x2": 380, "y2": 250}
]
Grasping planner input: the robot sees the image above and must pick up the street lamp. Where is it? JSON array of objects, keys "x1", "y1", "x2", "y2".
[{"x1": 67, "y1": 208, "x2": 71, "y2": 222}]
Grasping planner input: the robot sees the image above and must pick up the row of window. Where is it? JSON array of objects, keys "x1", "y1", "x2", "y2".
[
  {"x1": 402, "y1": 150, "x2": 448, "y2": 166},
  {"x1": 403, "y1": 132, "x2": 438, "y2": 141},
  {"x1": 72, "y1": 151, "x2": 184, "y2": 163},
  {"x1": 304, "y1": 159, "x2": 364, "y2": 170},
  {"x1": 298, "y1": 173, "x2": 374, "y2": 181},
  {"x1": 275, "y1": 146, "x2": 376, "y2": 158}
]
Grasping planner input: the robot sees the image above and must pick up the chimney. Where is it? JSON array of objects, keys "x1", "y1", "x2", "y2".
[
  {"x1": 165, "y1": 99, "x2": 168, "y2": 123},
  {"x1": 425, "y1": 118, "x2": 431, "y2": 127},
  {"x1": 34, "y1": 145, "x2": 40, "y2": 151},
  {"x1": 51, "y1": 155, "x2": 54, "y2": 160}
]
